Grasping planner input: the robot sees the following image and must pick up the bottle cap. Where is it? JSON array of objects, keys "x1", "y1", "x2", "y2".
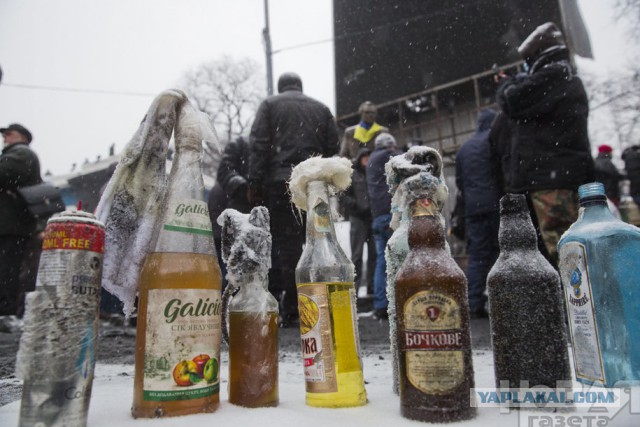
[
  {"x1": 578, "y1": 182, "x2": 606, "y2": 200},
  {"x1": 499, "y1": 193, "x2": 527, "y2": 215}
]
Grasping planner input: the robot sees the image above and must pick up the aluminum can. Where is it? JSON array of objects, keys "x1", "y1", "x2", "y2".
[{"x1": 17, "y1": 209, "x2": 105, "y2": 427}]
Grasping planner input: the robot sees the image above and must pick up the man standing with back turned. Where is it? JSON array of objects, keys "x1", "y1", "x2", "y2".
[{"x1": 248, "y1": 72, "x2": 340, "y2": 327}]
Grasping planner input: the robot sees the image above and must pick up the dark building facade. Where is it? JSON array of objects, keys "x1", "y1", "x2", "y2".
[{"x1": 334, "y1": 0, "x2": 563, "y2": 118}]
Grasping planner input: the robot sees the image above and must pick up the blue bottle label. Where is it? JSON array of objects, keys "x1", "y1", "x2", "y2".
[{"x1": 558, "y1": 242, "x2": 605, "y2": 384}]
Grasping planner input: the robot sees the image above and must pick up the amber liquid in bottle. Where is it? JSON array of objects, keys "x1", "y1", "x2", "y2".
[
  {"x1": 394, "y1": 199, "x2": 476, "y2": 422},
  {"x1": 132, "y1": 253, "x2": 222, "y2": 418},
  {"x1": 228, "y1": 311, "x2": 279, "y2": 407}
]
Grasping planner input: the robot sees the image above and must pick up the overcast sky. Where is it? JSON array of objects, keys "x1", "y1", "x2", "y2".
[{"x1": 0, "y1": 0, "x2": 630, "y2": 176}]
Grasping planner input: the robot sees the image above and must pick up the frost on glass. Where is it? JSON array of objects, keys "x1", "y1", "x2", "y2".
[
  {"x1": 95, "y1": 90, "x2": 218, "y2": 317},
  {"x1": 384, "y1": 146, "x2": 448, "y2": 394},
  {"x1": 218, "y1": 206, "x2": 279, "y2": 408},
  {"x1": 486, "y1": 194, "x2": 571, "y2": 389}
]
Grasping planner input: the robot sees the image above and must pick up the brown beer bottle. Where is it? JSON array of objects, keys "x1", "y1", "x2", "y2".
[{"x1": 395, "y1": 198, "x2": 476, "y2": 422}]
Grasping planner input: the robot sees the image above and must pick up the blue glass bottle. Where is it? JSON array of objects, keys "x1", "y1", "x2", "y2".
[{"x1": 558, "y1": 182, "x2": 640, "y2": 387}]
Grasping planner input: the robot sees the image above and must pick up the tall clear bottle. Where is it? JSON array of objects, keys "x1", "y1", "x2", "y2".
[
  {"x1": 132, "y1": 118, "x2": 222, "y2": 418},
  {"x1": 486, "y1": 194, "x2": 571, "y2": 389},
  {"x1": 295, "y1": 180, "x2": 367, "y2": 408},
  {"x1": 558, "y1": 182, "x2": 640, "y2": 387},
  {"x1": 395, "y1": 197, "x2": 475, "y2": 422}
]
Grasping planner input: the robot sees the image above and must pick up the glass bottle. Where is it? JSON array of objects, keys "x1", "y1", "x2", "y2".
[
  {"x1": 558, "y1": 182, "x2": 640, "y2": 387},
  {"x1": 132, "y1": 123, "x2": 222, "y2": 418},
  {"x1": 295, "y1": 180, "x2": 367, "y2": 408},
  {"x1": 227, "y1": 271, "x2": 279, "y2": 407},
  {"x1": 394, "y1": 198, "x2": 475, "y2": 422},
  {"x1": 386, "y1": 206, "x2": 410, "y2": 396},
  {"x1": 486, "y1": 194, "x2": 571, "y2": 389}
]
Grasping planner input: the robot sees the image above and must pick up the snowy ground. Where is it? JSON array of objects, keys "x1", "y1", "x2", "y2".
[{"x1": 1, "y1": 349, "x2": 638, "y2": 427}]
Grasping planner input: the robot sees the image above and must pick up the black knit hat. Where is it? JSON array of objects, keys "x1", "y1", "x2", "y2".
[
  {"x1": 277, "y1": 72, "x2": 303, "y2": 93},
  {"x1": 517, "y1": 22, "x2": 566, "y2": 63},
  {"x1": 0, "y1": 123, "x2": 32, "y2": 143}
]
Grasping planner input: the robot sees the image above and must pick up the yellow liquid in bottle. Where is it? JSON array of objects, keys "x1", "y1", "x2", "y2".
[
  {"x1": 298, "y1": 282, "x2": 367, "y2": 408},
  {"x1": 132, "y1": 252, "x2": 222, "y2": 418}
]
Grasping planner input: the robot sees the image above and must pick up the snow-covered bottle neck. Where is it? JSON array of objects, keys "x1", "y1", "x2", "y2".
[{"x1": 498, "y1": 194, "x2": 537, "y2": 252}]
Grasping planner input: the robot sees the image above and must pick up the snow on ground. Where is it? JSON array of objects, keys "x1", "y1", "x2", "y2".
[{"x1": 1, "y1": 349, "x2": 637, "y2": 427}]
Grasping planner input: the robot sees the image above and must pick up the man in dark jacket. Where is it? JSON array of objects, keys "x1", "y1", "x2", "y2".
[
  {"x1": 594, "y1": 144, "x2": 623, "y2": 206},
  {"x1": 496, "y1": 22, "x2": 594, "y2": 265},
  {"x1": 367, "y1": 132, "x2": 399, "y2": 320},
  {"x1": 341, "y1": 148, "x2": 376, "y2": 296},
  {"x1": 455, "y1": 109, "x2": 501, "y2": 318},
  {"x1": 217, "y1": 136, "x2": 252, "y2": 213},
  {"x1": 207, "y1": 136, "x2": 254, "y2": 291},
  {"x1": 622, "y1": 145, "x2": 640, "y2": 207},
  {"x1": 248, "y1": 72, "x2": 339, "y2": 327},
  {"x1": 0, "y1": 123, "x2": 42, "y2": 316}
]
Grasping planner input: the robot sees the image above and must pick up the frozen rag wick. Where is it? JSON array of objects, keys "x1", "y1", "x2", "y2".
[{"x1": 288, "y1": 156, "x2": 353, "y2": 211}]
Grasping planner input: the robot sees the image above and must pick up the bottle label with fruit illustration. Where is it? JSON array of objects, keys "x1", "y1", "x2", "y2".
[
  {"x1": 143, "y1": 289, "x2": 222, "y2": 401},
  {"x1": 297, "y1": 284, "x2": 338, "y2": 393},
  {"x1": 401, "y1": 290, "x2": 465, "y2": 395}
]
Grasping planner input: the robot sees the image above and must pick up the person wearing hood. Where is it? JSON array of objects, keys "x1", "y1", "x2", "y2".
[
  {"x1": 455, "y1": 109, "x2": 501, "y2": 318},
  {"x1": 367, "y1": 132, "x2": 399, "y2": 320},
  {"x1": 341, "y1": 148, "x2": 376, "y2": 297},
  {"x1": 594, "y1": 144, "x2": 623, "y2": 206},
  {"x1": 339, "y1": 101, "x2": 389, "y2": 160},
  {"x1": 495, "y1": 22, "x2": 595, "y2": 266},
  {"x1": 248, "y1": 72, "x2": 339, "y2": 327}
]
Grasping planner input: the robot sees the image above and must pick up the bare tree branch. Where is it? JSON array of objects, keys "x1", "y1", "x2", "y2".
[{"x1": 179, "y1": 55, "x2": 265, "y2": 174}]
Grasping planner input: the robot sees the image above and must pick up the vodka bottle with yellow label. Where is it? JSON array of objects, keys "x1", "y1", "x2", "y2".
[
  {"x1": 132, "y1": 112, "x2": 222, "y2": 418},
  {"x1": 295, "y1": 180, "x2": 367, "y2": 408},
  {"x1": 558, "y1": 182, "x2": 640, "y2": 387}
]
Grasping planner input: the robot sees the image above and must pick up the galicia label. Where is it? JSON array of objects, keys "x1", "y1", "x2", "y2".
[{"x1": 163, "y1": 199, "x2": 213, "y2": 236}]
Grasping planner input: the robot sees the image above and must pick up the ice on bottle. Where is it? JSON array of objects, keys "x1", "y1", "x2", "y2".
[
  {"x1": 384, "y1": 146, "x2": 448, "y2": 395},
  {"x1": 487, "y1": 194, "x2": 571, "y2": 389},
  {"x1": 218, "y1": 206, "x2": 279, "y2": 408}
]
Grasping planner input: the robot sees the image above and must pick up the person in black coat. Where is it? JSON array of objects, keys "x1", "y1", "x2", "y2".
[
  {"x1": 594, "y1": 144, "x2": 623, "y2": 205},
  {"x1": 0, "y1": 124, "x2": 42, "y2": 316},
  {"x1": 248, "y1": 72, "x2": 340, "y2": 327},
  {"x1": 341, "y1": 148, "x2": 376, "y2": 296},
  {"x1": 495, "y1": 22, "x2": 595, "y2": 265},
  {"x1": 455, "y1": 109, "x2": 500, "y2": 318},
  {"x1": 217, "y1": 136, "x2": 252, "y2": 212},
  {"x1": 367, "y1": 133, "x2": 399, "y2": 320},
  {"x1": 208, "y1": 136, "x2": 254, "y2": 290},
  {"x1": 622, "y1": 145, "x2": 640, "y2": 207}
]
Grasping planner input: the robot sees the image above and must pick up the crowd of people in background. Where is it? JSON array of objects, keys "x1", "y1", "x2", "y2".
[{"x1": 4, "y1": 21, "x2": 640, "y2": 330}]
